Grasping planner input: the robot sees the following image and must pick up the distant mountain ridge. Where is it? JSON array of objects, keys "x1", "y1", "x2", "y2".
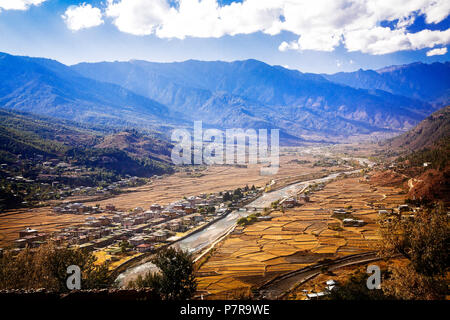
[
  {"x1": 0, "y1": 51, "x2": 448, "y2": 143},
  {"x1": 0, "y1": 52, "x2": 185, "y2": 131},
  {"x1": 72, "y1": 58, "x2": 438, "y2": 141},
  {"x1": 323, "y1": 62, "x2": 450, "y2": 105}
]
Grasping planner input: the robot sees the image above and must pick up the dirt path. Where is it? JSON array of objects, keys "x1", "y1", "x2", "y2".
[{"x1": 256, "y1": 252, "x2": 381, "y2": 299}]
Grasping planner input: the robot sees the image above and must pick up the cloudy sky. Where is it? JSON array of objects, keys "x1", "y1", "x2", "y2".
[{"x1": 0, "y1": 0, "x2": 449, "y2": 73}]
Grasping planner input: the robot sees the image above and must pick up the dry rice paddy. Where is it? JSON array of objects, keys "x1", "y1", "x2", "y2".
[{"x1": 196, "y1": 176, "x2": 406, "y2": 299}]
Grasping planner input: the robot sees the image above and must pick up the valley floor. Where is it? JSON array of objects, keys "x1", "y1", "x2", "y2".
[
  {"x1": 0, "y1": 151, "x2": 336, "y2": 247},
  {"x1": 195, "y1": 176, "x2": 406, "y2": 299}
]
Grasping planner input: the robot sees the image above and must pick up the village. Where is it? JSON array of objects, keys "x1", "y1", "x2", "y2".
[
  {"x1": 6, "y1": 184, "x2": 262, "y2": 268},
  {"x1": 0, "y1": 153, "x2": 151, "y2": 211}
]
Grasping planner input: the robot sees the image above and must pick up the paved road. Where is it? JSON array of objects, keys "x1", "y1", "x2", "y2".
[{"x1": 256, "y1": 252, "x2": 381, "y2": 299}]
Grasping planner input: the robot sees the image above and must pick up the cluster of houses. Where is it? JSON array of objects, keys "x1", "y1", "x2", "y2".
[
  {"x1": 304, "y1": 280, "x2": 338, "y2": 300},
  {"x1": 378, "y1": 204, "x2": 416, "y2": 222},
  {"x1": 328, "y1": 204, "x2": 417, "y2": 229},
  {"x1": 15, "y1": 205, "x2": 207, "y2": 252},
  {"x1": 53, "y1": 202, "x2": 103, "y2": 215},
  {"x1": 313, "y1": 157, "x2": 343, "y2": 167},
  {"x1": 279, "y1": 194, "x2": 310, "y2": 209},
  {"x1": 378, "y1": 204, "x2": 413, "y2": 215},
  {"x1": 70, "y1": 177, "x2": 143, "y2": 196},
  {"x1": 41, "y1": 175, "x2": 143, "y2": 197},
  {"x1": 13, "y1": 188, "x2": 262, "y2": 254},
  {"x1": 14, "y1": 227, "x2": 49, "y2": 249},
  {"x1": 332, "y1": 208, "x2": 366, "y2": 227},
  {"x1": 1, "y1": 153, "x2": 149, "y2": 207},
  {"x1": 4, "y1": 175, "x2": 35, "y2": 183}
]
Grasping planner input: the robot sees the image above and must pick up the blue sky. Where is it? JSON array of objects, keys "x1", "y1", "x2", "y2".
[{"x1": 0, "y1": 0, "x2": 449, "y2": 73}]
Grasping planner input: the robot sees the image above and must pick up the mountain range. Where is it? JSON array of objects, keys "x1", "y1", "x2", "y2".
[{"x1": 1, "y1": 52, "x2": 449, "y2": 143}]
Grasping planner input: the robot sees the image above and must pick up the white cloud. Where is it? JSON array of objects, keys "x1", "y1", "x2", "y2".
[
  {"x1": 62, "y1": 3, "x2": 104, "y2": 31},
  {"x1": 0, "y1": 0, "x2": 46, "y2": 11},
  {"x1": 105, "y1": 0, "x2": 170, "y2": 36},
  {"x1": 344, "y1": 27, "x2": 450, "y2": 54},
  {"x1": 426, "y1": 47, "x2": 448, "y2": 56},
  {"x1": 421, "y1": 0, "x2": 450, "y2": 24},
  {"x1": 276, "y1": 0, "x2": 450, "y2": 55},
  {"x1": 105, "y1": 0, "x2": 283, "y2": 38},
  {"x1": 278, "y1": 41, "x2": 292, "y2": 52},
  {"x1": 280, "y1": 31, "x2": 342, "y2": 52},
  {"x1": 80, "y1": 0, "x2": 450, "y2": 55}
]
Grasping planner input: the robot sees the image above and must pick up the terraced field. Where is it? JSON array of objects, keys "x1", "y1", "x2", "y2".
[{"x1": 196, "y1": 176, "x2": 406, "y2": 299}]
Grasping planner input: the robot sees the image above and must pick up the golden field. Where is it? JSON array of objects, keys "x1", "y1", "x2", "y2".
[
  {"x1": 195, "y1": 176, "x2": 406, "y2": 299},
  {"x1": 80, "y1": 154, "x2": 334, "y2": 209}
]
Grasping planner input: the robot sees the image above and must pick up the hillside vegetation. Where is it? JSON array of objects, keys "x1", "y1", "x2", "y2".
[
  {"x1": 384, "y1": 106, "x2": 450, "y2": 151},
  {"x1": 384, "y1": 106, "x2": 450, "y2": 204},
  {"x1": 0, "y1": 110, "x2": 174, "y2": 209},
  {"x1": 0, "y1": 109, "x2": 173, "y2": 175}
]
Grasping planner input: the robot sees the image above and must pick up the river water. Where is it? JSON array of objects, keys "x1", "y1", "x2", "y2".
[{"x1": 115, "y1": 167, "x2": 364, "y2": 286}]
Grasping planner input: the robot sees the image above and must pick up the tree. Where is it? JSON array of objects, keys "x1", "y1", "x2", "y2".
[
  {"x1": 0, "y1": 243, "x2": 113, "y2": 291},
  {"x1": 129, "y1": 247, "x2": 197, "y2": 300},
  {"x1": 119, "y1": 240, "x2": 131, "y2": 254},
  {"x1": 233, "y1": 188, "x2": 243, "y2": 198},
  {"x1": 40, "y1": 244, "x2": 98, "y2": 291},
  {"x1": 325, "y1": 268, "x2": 392, "y2": 300},
  {"x1": 223, "y1": 191, "x2": 232, "y2": 202},
  {"x1": 380, "y1": 205, "x2": 449, "y2": 277},
  {"x1": 379, "y1": 205, "x2": 449, "y2": 299},
  {"x1": 83, "y1": 262, "x2": 114, "y2": 289},
  {"x1": 271, "y1": 200, "x2": 280, "y2": 209},
  {"x1": 232, "y1": 194, "x2": 241, "y2": 202},
  {"x1": 237, "y1": 217, "x2": 248, "y2": 226},
  {"x1": 382, "y1": 264, "x2": 447, "y2": 300}
]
